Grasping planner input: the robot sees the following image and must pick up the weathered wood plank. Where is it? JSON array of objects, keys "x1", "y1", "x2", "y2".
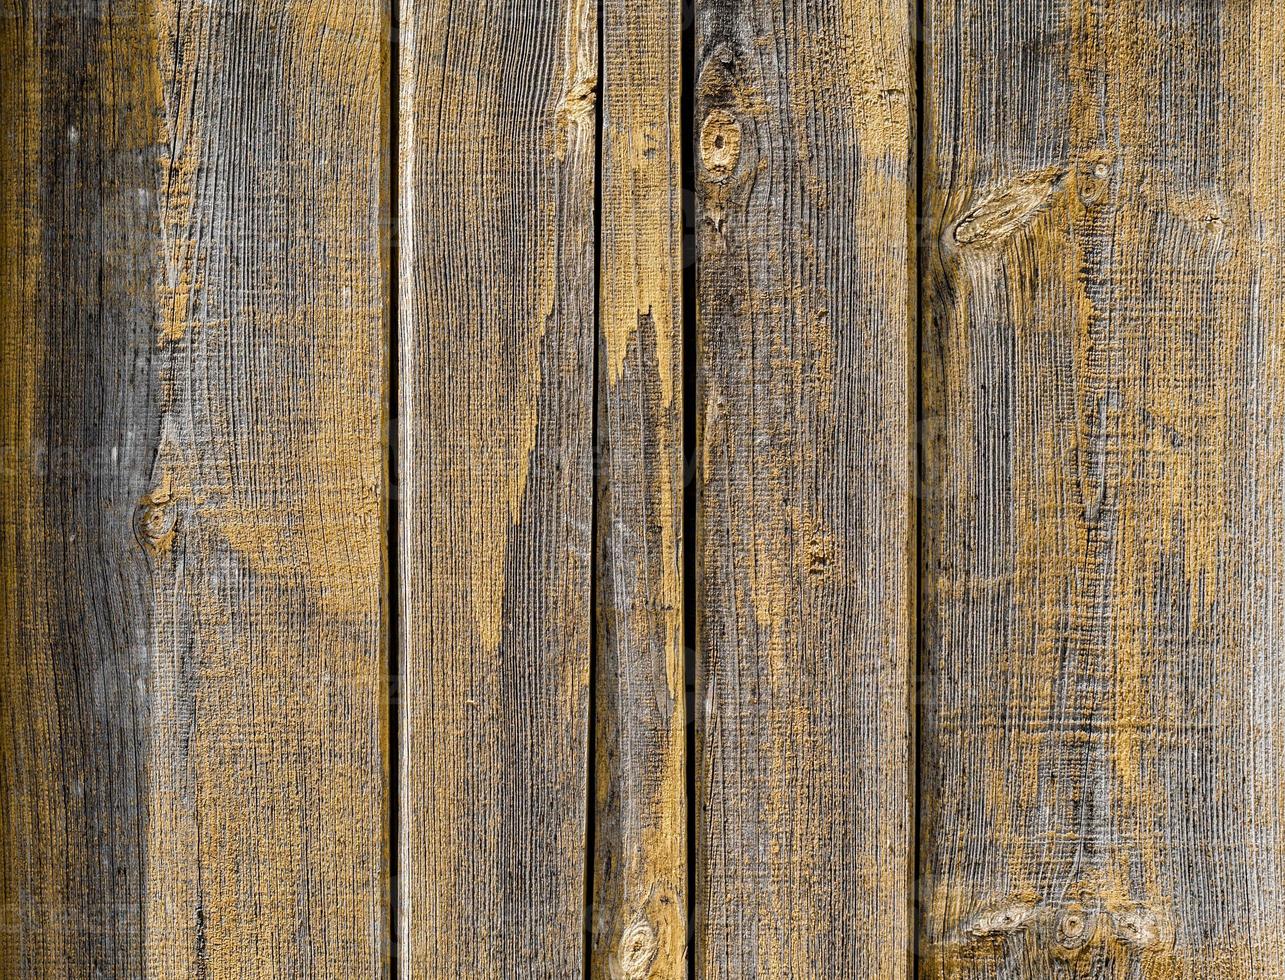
[
  {"x1": 693, "y1": 0, "x2": 916, "y2": 975},
  {"x1": 590, "y1": 0, "x2": 687, "y2": 974},
  {"x1": 919, "y1": 1, "x2": 1285, "y2": 975},
  {"x1": 1, "y1": 6, "x2": 159, "y2": 973},
  {"x1": 397, "y1": 0, "x2": 597, "y2": 974},
  {"x1": 1, "y1": 1, "x2": 388, "y2": 975}
]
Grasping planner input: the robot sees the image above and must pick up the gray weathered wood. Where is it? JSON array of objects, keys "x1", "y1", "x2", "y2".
[
  {"x1": 919, "y1": 1, "x2": 1285, "y2": 975},
  {"x1": 693, "y1": 0, "x2": 916, "y2": 975}
]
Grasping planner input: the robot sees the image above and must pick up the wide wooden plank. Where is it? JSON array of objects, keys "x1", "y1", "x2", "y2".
[
  {"x1": 590, "y1": 0, "x2": 687, "y2": 975},
  {"x1": 693, "y1": 0, "x2": 916, "y2": 975},
  {"x1": 1, "y1": 1, "x2": 388, "y2": 975},
  {"x1": 398, "y1": 0, "x2": 597, "y2": 974},
  {"x1": 919, "y1": 1, "x2": 1285, "y2": 975}
]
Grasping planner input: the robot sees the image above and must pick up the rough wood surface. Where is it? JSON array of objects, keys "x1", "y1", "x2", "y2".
[
  {"x1": 591, "y1": 0, "x2": 687, "y2": 976},
  {"x1": 693, "y1": 0, "x2": 916, "y2": 975},
  {"x1": 397, "y1": 0, "x2": 597, "y2": 975},
  {"x1": 1, "y1": 2, "x2": 388, "y2": 975},
  {"x1": 919, "y1": 1, "x2": 1285, "y2": 976}
]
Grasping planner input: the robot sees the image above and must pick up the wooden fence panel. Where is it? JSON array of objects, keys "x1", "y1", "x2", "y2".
[
  {"x1": 591, "y1": 0, "x2": 687, "y2": 976},
  {"x1": 919, "y1": 1, "x2": 1285, "y2": 975},
  {"x1": 398, "y1": 0, "x2": 597, "y2": 975},
  {"x1": 693, "y1": 1, "x2": 916, "y2": 976},
  {"x1": 1, "y1": 1, "x2": 388, "y2": 976},
  {"x1": 19, "y1": 3, "x2": 1285, "y2": 978}
]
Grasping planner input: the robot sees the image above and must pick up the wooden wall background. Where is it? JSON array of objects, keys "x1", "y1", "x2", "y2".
[{"x1": 2, "y1": 1, "x2": 1281, "y2": 978}]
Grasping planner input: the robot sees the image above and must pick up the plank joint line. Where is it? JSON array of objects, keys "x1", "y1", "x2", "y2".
[
  {"x1": 388, "y1": 0, "x2": 402, "y2": 973},
  {"x1": 582, "y1": 0, "x2": 606, "y2": 969},
  {"x1": 680, "y1": 0, "x2": 699, "y2": 971}
]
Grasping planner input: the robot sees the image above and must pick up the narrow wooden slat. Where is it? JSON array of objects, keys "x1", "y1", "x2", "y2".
[
  {"x1": 920, "y1": 1, "x2": 1285, "y2": 974},
  {"x1": 591, "y1": 0, "x2": 686, "y2": 974},
  {"x1": 1, "y1": 2, "x2": 388, "y2": 975},
  {"x1": 398, "y1": 0, "x2": 597, "y2": 974},
  {"x1": 693, "y1": 0, "x2": 916, "y2": 975}
]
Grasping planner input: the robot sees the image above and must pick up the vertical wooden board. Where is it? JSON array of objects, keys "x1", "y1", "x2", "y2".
[
  {"x1": 693, "y1": 0, "x2": 915, "y2": 976},
  {"x1": 398, "y1": 0, "x2": 596, "y2": 975},
  {"x1": 1, "y1": 1, "x2": 388, "y2": 975},
  {"x1": 591, "y1": 0, "x2": 686, "y2": 975},
  {"x1": 920, "y1": 1, "x2": 1285, "y2": 975},
  {"x1": 1, "y1": 5, "x2": 159, "y2": 973}
]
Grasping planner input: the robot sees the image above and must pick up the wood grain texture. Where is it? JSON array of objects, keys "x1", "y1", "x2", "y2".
[
  {"x1": 397, "y1": 0, "x2": 597, "y2": 975},
  {"x1": 919, "y1": 1, "x2": 1285, "y2": 975},
  {"x1": 591, "y1": 0, "x2": 687, "y2": 976},
  {"x1": 1, "y1": 1, "x2": 388, "y2": 975},
  {"x1": 693, "y1": 0, "x2": 915, "y2": 975}
]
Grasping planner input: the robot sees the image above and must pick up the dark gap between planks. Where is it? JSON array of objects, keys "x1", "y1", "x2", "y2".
[
  {"x1": 680, "y1": 0, "x2": 699, "y2": 972},
  {"x1": 911, "y1": 0, "x2": 925, "y2": 972},
  {"x1": 387, "y1": 0, "x2": 402, "y2": 974},
  {"x1": 582, "y1": 0, "x2": 607, "y2": 970}
]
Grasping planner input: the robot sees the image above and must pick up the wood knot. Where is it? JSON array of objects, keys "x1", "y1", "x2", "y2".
[
  {"x1": 952, "y1": 892, "x2": 1168, "y2": 959},
  {"x1": 1075, "y1": 152, "x2": 1115, "y2": 206},
  {"x1": 1111, "y1": 907, "x2": 1160, "y2": 949},
  {"x1": 952, "y1": 167, "x2": 1065, "y2": 249},
  {"x1": 135, "y1": 478, "x2": 178, "y2": 557},
  {"x1": 1171, "y1": 193, "x2": 1228, "y2": 237},
  {"x1": 1053, "y1": 906, "x2": 1097, "y2": 953},
  {"x1": 805, "y1": 534, "x2": 834, "y2": 577},
  {"x1": 559, "y1": 76, "x2": 598, "y2": 118},
  {"x1": 554, "y1": 75, "x2": 598, "y2": 160},
  {"x1": 967, "y1": 901, "x2": 1035, "y2": 938},
  {"x1": 700, "y1": 110, "x2": 741, "y2": 182},
  {"x1": 617, "y1": 919, "x2": 658, "y2": 979}
]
